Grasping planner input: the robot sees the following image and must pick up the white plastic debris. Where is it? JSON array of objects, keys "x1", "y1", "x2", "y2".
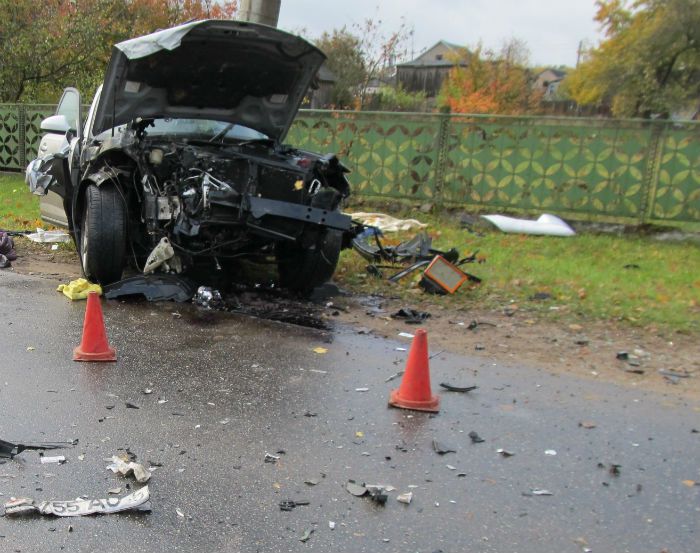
[
  {"x1": 105, "y1": 455, "x2": 152, "y2": 483},
  {"x1": 481, "y1": 213, "x2": 575, "y2": 237},
  {"x1": 544, "y1": 449, "x2": 557, "y2": 456},
  {"x1": 143, "y1": 237, "x2": 177, "y2": 274},
  {"x1": 4, "y1": 486, "x2": 151, "y2": 517},
  {"x1": 348, "y1": 212, "x2": 428, "y2": 232},
  {"x1": 398, "y1": 332, "x2": 415, "y2": 339},
  {"x1": 26, "y1": 228, "x2": 71, "y2": 243},
  {"x1": 396, "y1": 491, "x2": 413, "y2": 504},
  {"x1": 40, "y1": 455, "x2": 66, "y2": 465},
  {"x1": 115, "y1": 20, "x2": 202, "y2": 59},
  {"x1": 530, "y1": 489, "x2": 553, "y2": 496},
  {"x1": 329, "y1": 521, "x2": 336, "y2": 530}
]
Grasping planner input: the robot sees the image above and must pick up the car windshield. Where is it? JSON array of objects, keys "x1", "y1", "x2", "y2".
[{"x1": 146, "y1": 118, "x2": 268, "y2": 141}]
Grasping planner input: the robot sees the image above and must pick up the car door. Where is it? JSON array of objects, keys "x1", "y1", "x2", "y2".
[{"x1": 38, "y1": 88, "x2": 81, "y2": 227}]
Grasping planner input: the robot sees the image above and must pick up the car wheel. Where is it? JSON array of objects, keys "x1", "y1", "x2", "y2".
[
  {"x1": 277, "y1": 228, "x2": 343, "y2": 294},
  {"x1": 80, "y1": 184, "x2": 126, "y2": 284}
]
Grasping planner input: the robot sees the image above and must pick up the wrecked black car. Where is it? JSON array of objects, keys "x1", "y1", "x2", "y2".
[{"x1": 26, "y1": 20, "x2": 352, "y2": 293}]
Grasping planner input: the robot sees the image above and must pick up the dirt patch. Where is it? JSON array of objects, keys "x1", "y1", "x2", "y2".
[
  {"x1": 5, "y1": 240, "x2": 699, "y2": 400},
  {"x1": 331, "y1": 293, "x2": 700, "y2": 401},
  {"x1": 5, "y1": 236, "x2": 81, "y2": 280}
]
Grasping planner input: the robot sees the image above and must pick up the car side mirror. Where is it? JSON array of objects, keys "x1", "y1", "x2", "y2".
[{"x1": 41, "y1": 114, "x2": 75, "y2": 135}]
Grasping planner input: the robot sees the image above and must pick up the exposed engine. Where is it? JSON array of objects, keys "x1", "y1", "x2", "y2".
[{"x1": 129, "y1": 138, "x2": 351, "y2": 271}]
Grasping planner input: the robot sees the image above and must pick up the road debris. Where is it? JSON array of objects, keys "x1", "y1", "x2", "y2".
[
  {"x1": 391, "y1": 308, "x2": 431, "y2": 324},
  {"x1": 544, "y1": 449, "x2": 557, "y2": 456},
  {"x1": 496, "y1": 448, "x2": 515, "y2": 457},
  {"x1": 40, "y1": 455, "x2": 66, "y2": 465},
  {"x1": 1, "y1": 438, "x2": 74, "y2": 460},
  {"x1": 106, "y1": 455, "x2": 152, "y2": 483},
  {"x1": 0, "y1": 232, "x2": 17, "y2": 268},
  {"x1": 432, "y1": 439, "x2": 456, "y2": 455},
  {"x1": 299, "y1": 527, "x2": 314, "y2": 542},
  {"x1": 439, "y1": 382, "x2": 478, "y2": 393},
  {"x1": 468, "y1": 431, "x2": 485, "y2": 444},
  {"x1": 328, "y1": 521, "x2": 336, "y2": 530},
  {"x1": 3, "y1": 486, "x2": 151, "y2": 517},
  {"x1": 103, "y1": 274, "x2": 196, "y2": 302},
  {"x1": 398, "y1": 332, "x2": 415, "y2": 339},
  {"x1": 481, "y1": 213, "x2": 575, "y2": 236},
  {"x1": 349, "y1": 212, "x2": 427, "y2": 232},
  {"x1": 193, "y1": 286, "x2": 224, "y2": 309},
  {"x1": 345, "y1": 481, "x2": 388, "y2": 505},
  {"x1": 579, "y1": 421, "x2": 597, "y2": 429},
  {"x1": 107, "y1": 488, "x2": 122, "y2": 495},
  {"x1": 524, "y1": 489, "x2": 553, "y2": 496},
  {"x1": 355, "y1": 387, "x2": 369, "y2": 392},
  {"x1": 26, "y1": 228, "x2": 71, "y2": 243},
  {"x1": 264, "y1": 453, "x2": 280, "y2": 463},
  {"x1": 312, "y1": 347, "x2": 328, "y2": 354},
  {"x1": 56, "y1": 278, "x2": 102, "y2": 300},
  {"x1": 279, "y1": 499, "x2": 310, "y2": 511},
  {"x1": 396, "y1": 491, "x2": 413, "y2": 504},
  {"x1": 385, "y1": 371, "x2": 404, "y2": 382}
]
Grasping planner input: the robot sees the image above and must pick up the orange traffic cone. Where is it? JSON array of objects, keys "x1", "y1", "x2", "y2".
[
  {"x1": 389, "y1": 329, "x2": 440, "y2": 413},
  {"x1": 73, "y1": 291, "x2": 117, "y2": 362}
]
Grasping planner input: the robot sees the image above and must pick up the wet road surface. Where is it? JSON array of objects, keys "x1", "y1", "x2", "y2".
[{"x1": 0, "y1": 270, "x2": 698, "y2": 552}]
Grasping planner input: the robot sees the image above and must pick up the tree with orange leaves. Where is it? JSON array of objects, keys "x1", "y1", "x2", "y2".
[{"x1": 437, "y1": 40, "x2": 542, "y2": 115}]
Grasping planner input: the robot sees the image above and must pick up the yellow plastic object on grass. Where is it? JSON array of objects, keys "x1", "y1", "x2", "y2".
[{"x1": 56, "y1": 278, "x2": 102, "y2": 300}]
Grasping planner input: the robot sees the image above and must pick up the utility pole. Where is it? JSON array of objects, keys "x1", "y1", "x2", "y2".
[
  {"x1": 239, "y1": 0, "x2": 281, "y2": 27},
  {"x1": 575, "y1": 40, "x2": 584, "y2": 68}
]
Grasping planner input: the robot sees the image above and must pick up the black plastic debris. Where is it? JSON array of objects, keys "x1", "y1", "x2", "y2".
[
  {"x1": 0, "y1": 438, "x2": 74, "y2": 460},
  {"x1": 609, "y1": 464, "x2": 622, "y2": 477},
  {"x1": 103, "y1": 274, "x2": 197, "y2": 302},
  {"x1": 440, "y1": 383, "x2": 478, "y2": 393},
  {"x1": 468, "y1": 431, "x2": 485, "y2": 444},
  {"x1": 432, "y1": 439, "x2": 456, "y2": 455},
  {"x1": 529, "y1": 292, "x2": 552, "y2": 301},
  {"x1": 616, "y1": 351, "x2": 629, "y2": 361},
  {"x1": 391, "y1": 308, "x2": 431, "y2": 324},
  {"x1": 0, "y1": 232, "x2": 18, "y2": 269},
  {"x1": 279, "y1": 499, "x2": 310, "y2": 511},
  {"x1": 125, "y1": 402, "x2": 140, "y2": 409}
]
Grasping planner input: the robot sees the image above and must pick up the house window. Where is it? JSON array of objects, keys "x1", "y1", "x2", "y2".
[{"x1": 436, "y1": 54, "x2": 443, "y2": 60}]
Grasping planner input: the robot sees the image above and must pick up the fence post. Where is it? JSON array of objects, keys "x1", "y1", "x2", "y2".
[
  {"x1": 18, "y1": 105, "x2": 26, "y2": 169},
  {"x1": 433, "y1": 113, "x2": 451, "y2": 209},
  {"x1": 639, "y1": 122, "x2": 664, "y2": 224}
]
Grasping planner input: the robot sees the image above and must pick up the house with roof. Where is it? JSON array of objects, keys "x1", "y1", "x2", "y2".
[
  {"x1": 533, "y1": 68, "x2": 567, "y2": 101},
  {"x1": 395, "y1": 40, "x2": 468, "y2": 98}
]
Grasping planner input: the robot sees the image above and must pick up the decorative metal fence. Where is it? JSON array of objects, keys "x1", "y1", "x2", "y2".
[{"x1": 3, "y1": 104, "x2": 699, "y2": 223}]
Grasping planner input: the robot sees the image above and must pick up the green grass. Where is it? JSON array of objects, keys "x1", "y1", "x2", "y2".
[
  {"x1": 0, "y1": 172, "x2": 41, "y2": 230},
  {"x1": 336, "y1": 210, "x2": 700, "y2": 333}
]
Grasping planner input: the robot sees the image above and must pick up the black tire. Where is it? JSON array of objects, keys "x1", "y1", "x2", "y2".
[
  {"x1": 80, "y1": 183, "x2": 126, "y2": 284},
  {"x1": 277, "y1": 229, "x2": 343, "y2": 294}
]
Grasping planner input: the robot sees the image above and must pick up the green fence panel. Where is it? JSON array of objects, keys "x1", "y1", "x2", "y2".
[
  {"x1": 3, "y1": 104, "x2": 700, "y2": 223},
  {"x1": 0, "y1": 105, "x2": 22, "y2": 170},
  {"x1": 290, "y1": 111, "x2": 442, "y2": 201},
  {"x1": 23, "y1": 105, "x2": 56, "y2": 164},
  {"x1": 441, "y1": 116, "x2": 653, "y2": 219},
  {"x1": 651, "y1": 122, "x2": 700, "y2": 221}
]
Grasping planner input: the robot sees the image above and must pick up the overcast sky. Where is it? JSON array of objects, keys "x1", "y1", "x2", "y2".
[{"x1": 278, "y1": 0, "x2": 604, "y2": 67}]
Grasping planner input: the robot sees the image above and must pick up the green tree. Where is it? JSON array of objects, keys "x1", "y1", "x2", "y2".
[
  {"x1": 565, "y1": 0, "x2": 700, "y2": 118},
  {"x1": 314, "y1": 28, "x2": 365, "y2": 108},
  {"x1": 0, "y1": 0, "x2": 237, "y2": 103}
]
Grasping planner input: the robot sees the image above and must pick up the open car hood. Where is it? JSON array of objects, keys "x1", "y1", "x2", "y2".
[{"x1": 91, "y1": 20, "x2": 325, "y2": 140}]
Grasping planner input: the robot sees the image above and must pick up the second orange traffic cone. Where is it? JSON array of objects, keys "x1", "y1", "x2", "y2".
[
  {"x1": 73, "y1": 291, "x2": 117, "y2": 362},
  {"x1": 389, "y1": 329, "x2": 440, "y2": 413}
]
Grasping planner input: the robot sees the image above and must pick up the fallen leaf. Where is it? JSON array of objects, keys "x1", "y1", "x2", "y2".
[{"x1": 682, "y1": 480, "x2": 697, "y2": 487}]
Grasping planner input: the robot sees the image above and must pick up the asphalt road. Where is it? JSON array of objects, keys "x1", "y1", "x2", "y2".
[{"x1": 0, "y1": 270, "x2": 698, "y2": 553}]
